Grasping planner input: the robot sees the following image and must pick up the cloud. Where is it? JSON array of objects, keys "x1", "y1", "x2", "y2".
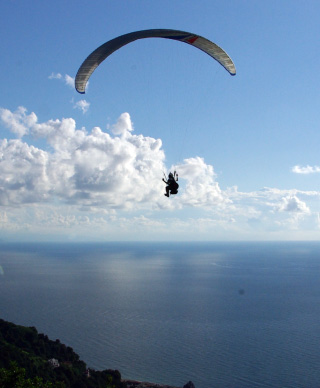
[
  {"x1": 175, "y1": 157, "x2": 228, "y2": 207},
  {"x1": 0, "y1": 106, "x2": 37, "y2": 138},
  {"x1": 2, "y1": 106, "x2": 320, "y2": 241},
  {"x1": 276, "y1": 195, "x2": 310, "y2": 213},
  {"x1": 0, "y1": 107, "x2": 167, "y2": 209},
  {"x1": 0, "y1": 138, "x2": 49, "y2": 205},
  {"x1": 65, "y1": 74, "x2": 75, "y2": 88},
  {"x1": 48, "y1": 72, "x2": 62, "y2": 80},
  {"x1": 73, "y1": 99, "x2": 90, "y2": 114},
  {"x1": 0, "y1": 107, "x2": 237, "y2": 213},
  {"x1": 220, "y1": 186, "x2": 319, "y2": 235},
  {"x1": 111, "y1": 112, "x2": 134, "y2": 135},
  {"x1": 292, "y1": 165, "x2": 320, "y2": 174},
  {"x1": 49, "y1": 73, "x2": 74, "y2": 88}
]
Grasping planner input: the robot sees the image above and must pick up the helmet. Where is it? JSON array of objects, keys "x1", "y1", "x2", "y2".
[{"x1": 169, "y1": 173, "x2": 173, "y2": 178}]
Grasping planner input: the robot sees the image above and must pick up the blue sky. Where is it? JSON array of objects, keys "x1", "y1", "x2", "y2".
[{"x1": 1, "y1": 0, "x2": 320, "y2": 241}]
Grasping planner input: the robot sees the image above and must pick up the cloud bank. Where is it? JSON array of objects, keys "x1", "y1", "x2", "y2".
[
  {"x1": 1, "y1": 106, "x2": 320, "y2": 241},
  {"x1": 0, "y1": 108, "x2": 167, "y2": 209},
  {"x1": 0, "y1": 107, "x2": 228, "y2": 211}
]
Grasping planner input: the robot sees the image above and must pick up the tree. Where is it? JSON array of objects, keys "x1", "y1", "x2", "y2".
[{"x1": 0, "y1": 362, "x2": 65, "y2": 388}]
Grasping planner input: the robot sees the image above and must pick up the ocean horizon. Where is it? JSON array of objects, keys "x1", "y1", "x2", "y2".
[{"x1": 1, "y1": 241, "x2": 320, "y2": 388}]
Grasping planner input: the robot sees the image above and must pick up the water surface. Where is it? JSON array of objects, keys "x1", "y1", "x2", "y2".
[{"x1": 1, "y1": 242, "x2": 320, "y2": 387}]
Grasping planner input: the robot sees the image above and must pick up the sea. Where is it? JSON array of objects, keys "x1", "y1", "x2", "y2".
[{"x1": 1, "y1": 241, "x2": 320, "y2": 388}]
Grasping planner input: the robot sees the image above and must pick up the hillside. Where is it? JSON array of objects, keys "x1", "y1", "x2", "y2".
[{"x1": 0, "y1": 318, "x2": 124, "y2": 388}]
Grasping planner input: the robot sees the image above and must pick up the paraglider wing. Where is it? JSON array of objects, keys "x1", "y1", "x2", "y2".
[{"x1": 75, "y1": 29, "x2": 236, "y2": 94}]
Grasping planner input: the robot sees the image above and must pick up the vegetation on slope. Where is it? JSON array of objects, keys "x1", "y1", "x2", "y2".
[{"x1": 0, "y1": 318, "x2": 125, "y2": 388}]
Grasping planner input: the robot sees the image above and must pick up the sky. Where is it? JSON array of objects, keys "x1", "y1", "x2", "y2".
[{"x1": 0, "y1": 0, "x2": 320, "y2": 242}]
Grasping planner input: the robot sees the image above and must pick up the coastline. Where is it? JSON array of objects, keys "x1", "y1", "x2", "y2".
[{"x1": 123, "y1": 380, "x2": 181, "y2": 388}]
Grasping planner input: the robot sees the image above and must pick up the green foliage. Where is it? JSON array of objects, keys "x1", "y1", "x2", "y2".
[
  {"x1": 0, "y1": 319, "x2": 125, "y2": 388},
  {"x1": 0, "y1": 362, "x2": 64, "y2": 388}
]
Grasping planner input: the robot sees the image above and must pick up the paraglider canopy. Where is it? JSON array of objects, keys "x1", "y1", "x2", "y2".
[{"x1": 75, "y1": 29, "x2": 236, "y2": 94}]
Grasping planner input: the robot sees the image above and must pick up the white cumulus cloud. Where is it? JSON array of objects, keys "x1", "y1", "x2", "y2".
[
  {"x1": 65, "y1": 74, "x2": 75, "y2": 88},
  {"x1": 175, "y1": 157, "x2": 228, "y2": 207},
  {"x1": 276, "y1": 195, "x2": 310, "y2": 213},
  {"x1": 0, "y1": 107, "x2": 167, "y2": 209},
  {"x1": 111, "y1": 112, "x2": 134, "y2": 135},
  {"x1": 2, "y1": 106, "x2": 320, "y2": 241},
  {"x1": 0, "y1": 106, "x2": 37, "y2": 138}
]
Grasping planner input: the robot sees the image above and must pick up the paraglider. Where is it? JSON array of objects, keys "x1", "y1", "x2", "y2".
[
  {"x1": 75, "y1": 29, "x2": 236, "y2": 94},
  {"x1": 163, "y1": 171, "x2": 179, "y2": 197},
  {"x1": 75, "y1": 29, "x2": 236, "y2": 199}
]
